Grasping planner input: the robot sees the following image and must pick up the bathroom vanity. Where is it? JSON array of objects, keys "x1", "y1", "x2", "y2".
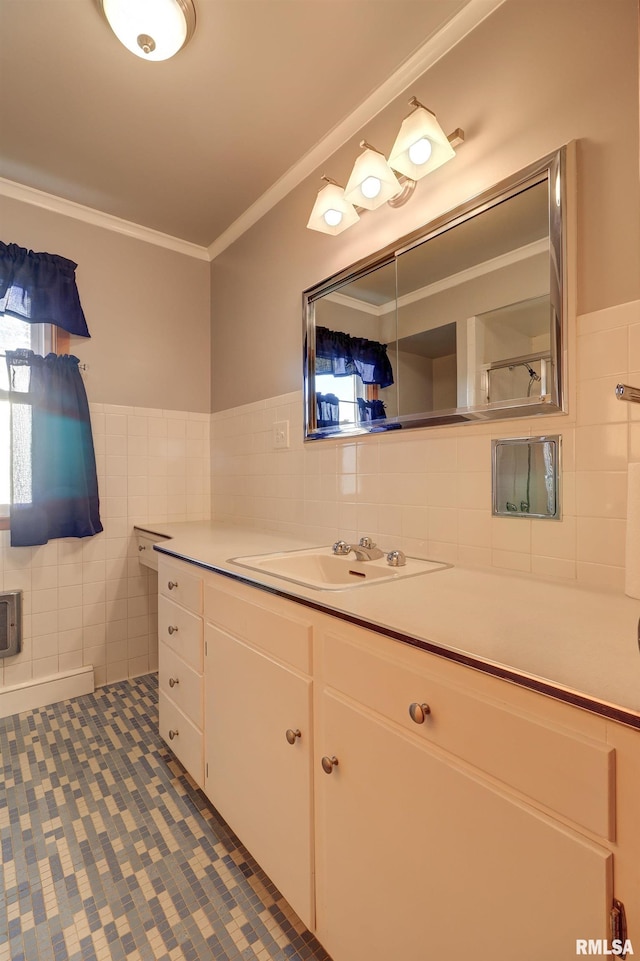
[{"x1": 137, "y1": 522, "x2": 640, "y2": 961}]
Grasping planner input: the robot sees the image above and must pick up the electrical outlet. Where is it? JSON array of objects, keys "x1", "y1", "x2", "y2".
[{"x1": 273, "y1": 420, "x2": 290, "y2": 449}]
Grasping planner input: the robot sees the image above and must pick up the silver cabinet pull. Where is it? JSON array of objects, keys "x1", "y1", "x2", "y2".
[
  {"x1": 138, "y1": 544, "x2": 146, "y2": 552},
  {"x1": 168, "y1": 729, "x2": 178, "y2": 740},
  {"x1": 168, "y1": 677, "x2": 178, "y2": 688},
  {"x1": 409, "y1": 702, "x2": 431, "y2": 724},
  {"x1": 167, "y1": 625, "x2": 178, "y2": 635},
  {"x1": 321, "y1": 755, "x2": 339, "y2": 774},
  {"x1": 286, "y1": 728, "x2": 301, "y2": 745},
  {"x1": 168, "y1": 581, "x2": 178, "y2": 590}
]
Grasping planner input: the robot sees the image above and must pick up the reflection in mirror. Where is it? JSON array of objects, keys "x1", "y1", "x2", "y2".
[
  {"x1": 395, "y1": 181, "x2": 551, "y2": 416},
  {"x1": 303, "y1": 146, "x2": 568, "y2": 440},
  {"x1": 313, "y1": 261, "x2": 398, "y2": 428},
  {"x1": 492, "y1": 436, "x2": 561, "y2": 519}
]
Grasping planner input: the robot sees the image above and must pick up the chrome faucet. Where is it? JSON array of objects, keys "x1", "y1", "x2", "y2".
[{"x1": 332, "y1": 536, "x2": 384, "y2": 562}]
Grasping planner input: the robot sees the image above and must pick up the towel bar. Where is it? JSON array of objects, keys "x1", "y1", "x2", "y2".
[{"x1": 615, "y1": 384, "x2": 640, "y2": 404}]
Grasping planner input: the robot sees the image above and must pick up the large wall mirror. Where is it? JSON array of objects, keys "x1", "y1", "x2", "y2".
[{"x1": 303, "y1": 147, "x2": 568, "y2": 440}]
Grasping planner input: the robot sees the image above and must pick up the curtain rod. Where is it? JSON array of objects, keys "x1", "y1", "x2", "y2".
[{"x1": 0, "y1": 351, "x2": 87, "y2": 370}]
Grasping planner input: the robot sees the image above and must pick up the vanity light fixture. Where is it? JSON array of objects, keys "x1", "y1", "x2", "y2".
[
  {"x1": 344, "y1": 141, "x2": 403, "y2": 210},
  {"x1": 99, "y1": 0, "x2": 196, "y2": 61},
  {"x1": 306, "y1": 96, "x2": 463, "y2": 235},
  {"x1": 388, "y1": 97, "x2": 457, "y2": 181},
  {"x1": 306, "y1": 177, "x2": 360, "y2": 236}
]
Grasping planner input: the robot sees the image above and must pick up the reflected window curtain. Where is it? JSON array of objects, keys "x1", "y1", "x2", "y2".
[
  {"x1": 316, "y1": 392, "x2": 340, "y2": 428},
  {"x1": 6, "y1": 350, "x2": 102, "y2": 547},
  {"x1": 357, "y1": 397, "x2": 386, "y2": 423},
  {"x1": 315, "y1": 326, "x2": 394, "y2": 388}
]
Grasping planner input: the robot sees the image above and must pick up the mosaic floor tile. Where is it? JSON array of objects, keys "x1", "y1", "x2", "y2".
[{"x1": 0, "y1": 676, "x2": 331, "y2": 961}]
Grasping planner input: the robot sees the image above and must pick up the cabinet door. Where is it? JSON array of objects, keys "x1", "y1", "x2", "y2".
[
  {"x1": 315, "y1": 690, "x2": 613, "y2": 961},
  {"x1": 204, "y1": 624, "x2": 314, "y2": 929}
]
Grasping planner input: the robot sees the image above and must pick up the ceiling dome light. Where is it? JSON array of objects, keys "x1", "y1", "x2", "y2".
[
  {"x1": 100, "y1": 0, "x2": 196, "y2": 61},
  {"x1": 389, "y1": 98, "x2": 456, "y2": 181}
]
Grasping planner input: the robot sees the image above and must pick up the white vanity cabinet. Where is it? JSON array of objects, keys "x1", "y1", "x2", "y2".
[
  {"x1": 153, "y1": 550, "x2": 638, "y2": 959},
  {"x1": 203, "y1": 576, "x2": 315, "y2": 930},
  {"x1": 313, "y1": 622, "x2": 621, "y2": 961},
  {"x1": 157, "y1": 557, "x2": 205, "y2": 788}
]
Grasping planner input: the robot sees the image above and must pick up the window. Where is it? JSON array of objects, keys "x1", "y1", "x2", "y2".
[
  {"x1": 315, "y1": 371, "x2": 365, "y2": 425},
  {"x1": 0, "y1": 319, "x2": 57, "y2": 525}
]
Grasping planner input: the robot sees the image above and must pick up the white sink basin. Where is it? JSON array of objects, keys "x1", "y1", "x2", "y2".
[{"x1": 229, "y1": 547, "x2": 449, "y2": 591}]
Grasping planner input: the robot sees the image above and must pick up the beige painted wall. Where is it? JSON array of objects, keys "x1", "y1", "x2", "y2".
[
  {"x1": 210, "y1": 0, "x2": 639, "y2": 412},
  {"x1": 1, "y1": 196, "x2": 211, "y2": 412}
]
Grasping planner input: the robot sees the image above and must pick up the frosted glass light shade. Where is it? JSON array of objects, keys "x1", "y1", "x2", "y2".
[
  {"x1": 388, "y1": 105, "x2": 455, "y2": 181},
  {"x1": 344, "y1": 148, "x2": 402, "y2": 210},
  {"x1": 101, "y1": 0, "x2": 196, "y2": 61},
  {"x1": 307, "y1": 182, "x2": 359, "y2": 235}
]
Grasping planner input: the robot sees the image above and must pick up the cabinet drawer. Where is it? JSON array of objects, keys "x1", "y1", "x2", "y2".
[
  {"x1": 159, "y1": 561, "x2": 203, "y2": 614},
  {"x1": 321, "y1": 629, "x2": 615, "y2": 839},
  {"x1": 159, "y1": 692, "x2": 204, "y2": 788},
  {"x1": 159, "y1": 595, "x2": 203, "y2": 671},
  {"x1": 205, "y1": 583, "x2": 312, "y2": 673},
  {"x1": 159, "y1": 642, "x2": 203, "y2": 729},
  {"x1": 135, "y1": 531, "x2": 169, "y2": 571}
]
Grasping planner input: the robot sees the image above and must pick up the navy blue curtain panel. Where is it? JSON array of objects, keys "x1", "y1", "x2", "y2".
[
  {"x1": 6, "y1": 350, "x2": 103, "y2": 546},
  {"x1": 0, "y1": 241, "x2": 90, "y2": 337}
]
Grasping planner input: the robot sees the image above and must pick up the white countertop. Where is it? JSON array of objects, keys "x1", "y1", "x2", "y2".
[{"x1": 137, "y1": 520, "x2": 640, "y2": 727}]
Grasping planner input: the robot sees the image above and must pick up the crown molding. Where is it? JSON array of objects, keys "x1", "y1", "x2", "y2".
[
  {"x1": 1, "y1": 0, "x2": 505, "y2": 262},
  {"x1": 0, "y1": 177, "x2": 210, "y2": 261},
  {"x1": 207, "y1": 0, "x2": 507, "y2": 261}
]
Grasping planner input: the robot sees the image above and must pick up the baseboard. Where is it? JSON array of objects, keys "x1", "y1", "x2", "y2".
[{"x1": 0, "y1": 666, "x2": 95, "y2": 719}]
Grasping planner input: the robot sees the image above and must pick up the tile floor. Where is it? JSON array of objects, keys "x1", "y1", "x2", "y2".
[{"x1": 0, "y1": 675, "x2": 331, "y2": 961}]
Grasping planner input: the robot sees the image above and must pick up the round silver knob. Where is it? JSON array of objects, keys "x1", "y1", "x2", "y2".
[
  {"x1": 359, "y1": 536, "x2": 376, "y2": 549},
  {"x1": 387, "y1": 550, "x2": 406, "y2": 567},
  {"x1": 168, "y1": 677, "x2": 178, "y2": 688},
  {"x1": 168, "y1": 729, "x2": 178, "y2": 740},
  {"x1": 138, "y1": 544, "x2": 146, "y2": 552},
  {"x1": 321, "y1": 755, "x2": 339, "y2": 774},
  {"x1": 332, "y1": 540, "x2": 351, "y2": 556},
  {"x1": 286, "y1": 728, "x2": 301, "y2": 745},
  {"x1": 167, "y1": 581, "x2": 178, "y2": 590},
  {"x1": 409, "y1": 702, "x2": 431, "y2": 724},
  {"x1": 167, "y1": 625, "x2": 178, "y2": 635}
]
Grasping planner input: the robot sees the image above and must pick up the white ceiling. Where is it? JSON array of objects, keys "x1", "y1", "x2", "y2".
[{"x1": 0, "y1": 0, "x2": 502, "y2": 255}]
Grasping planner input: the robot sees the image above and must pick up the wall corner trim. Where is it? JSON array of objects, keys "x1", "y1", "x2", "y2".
[{"x1": 0, "y1": 177, "x2": 210, "y2": 261}]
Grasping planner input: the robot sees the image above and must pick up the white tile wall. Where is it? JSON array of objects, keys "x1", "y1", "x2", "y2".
[
  {"x1": 212, "y1": 299, "x2": 640, "y2": 594},
  {"x1": 3, "y1": 300, "x2": 637, "y2": 695},
  {"x1": 0, "y1": 404, "x2": 210, "y2": 691}
]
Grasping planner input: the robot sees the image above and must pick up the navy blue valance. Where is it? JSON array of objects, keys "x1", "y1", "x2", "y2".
[
  {"x1": 0, "y1": 241, "x2": 90, "y2": 337},
  {"x1": 315, "y1": 326, "x2": 394, "y2": 388}
]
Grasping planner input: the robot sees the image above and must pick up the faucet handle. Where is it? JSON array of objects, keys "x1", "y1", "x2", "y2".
[
  {"x1": 332, "y1": 540, "x2": 352, "y2": 555},
  {"x1": 358, "y1": 536, "x2": 377, "y2": 549},
  {"x1": 386, "y1": 550, "x2": 407, "y2": 567}
]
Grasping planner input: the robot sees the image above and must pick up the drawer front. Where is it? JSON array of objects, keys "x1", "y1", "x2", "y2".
[
  {"x1": 159, "y1": 692, "x2": 204, "y2": 788},
  {"x1": 205, "y1": 583, "x2": 312, "y2": 673},
  {"x1": 159, "y1": 560, "x2": 203, "y2": 614},
  {"x1": 321, "y1": 629, "x2": 615, "y2": 840},
  {"x1": 159, "y1": 642, "x2": 203, "y2": 729},
  {"x1": 158, "y1": 595, "x2": 203, "y2": 671},
  {"x1": 136, "y1": 533, "x2": 163, "y2": 570}
]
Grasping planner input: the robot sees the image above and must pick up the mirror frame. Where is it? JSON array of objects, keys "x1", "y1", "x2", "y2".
[{"x1": 303, "y1": 146, "x2": 569, "y2": 440}]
